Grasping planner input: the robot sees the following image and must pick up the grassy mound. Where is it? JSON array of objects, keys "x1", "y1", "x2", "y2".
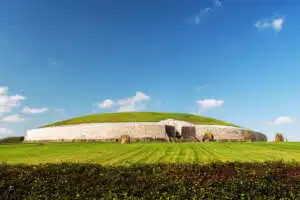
[{"x1": 41, "y1": 112, "x2": 239, "y2": 128}]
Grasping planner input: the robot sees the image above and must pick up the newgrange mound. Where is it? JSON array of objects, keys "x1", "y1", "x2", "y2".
[
  {"x1": 24, "y1": 112, "x2": 267, "y2": 142},
  {"x1": 41, "y1": 112, "x2": 240, "y2": 127}
]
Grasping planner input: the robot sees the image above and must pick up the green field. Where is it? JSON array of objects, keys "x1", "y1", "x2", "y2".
[
  {"x1": 41, "y1": 112, "x2": 240, "y2": 128},
  {"x1": 1, "y1": 142, "x2": 300, "y2": 165}
]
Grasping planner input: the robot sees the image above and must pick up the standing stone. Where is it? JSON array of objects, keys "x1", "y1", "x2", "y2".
[{"x1": 120, "y1": 135, "x2": 130, "y2": 144}]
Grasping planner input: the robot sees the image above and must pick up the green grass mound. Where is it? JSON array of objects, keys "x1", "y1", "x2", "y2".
[
  {"x1": 1, "y1": 162, "x2": 299, "y2": 199},
  {"x1": 41, "y1": 112, "x2": 239, "y2": 128}
]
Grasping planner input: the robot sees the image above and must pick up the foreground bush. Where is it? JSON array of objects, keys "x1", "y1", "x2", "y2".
[{"x1": 0, "y1": 162, "x2": 300, "y2": 199}]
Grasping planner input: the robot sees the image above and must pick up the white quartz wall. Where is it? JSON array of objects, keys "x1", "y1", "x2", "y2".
[
  {"x1": 24, "y1": 123, "x2": 168, "y2": 142},
  {"x1": 24, "y1": 123, "x2": 267, "y2": 142},
  {"x1": 195, "y1": 125, "x2": 267, "y2": 141}
]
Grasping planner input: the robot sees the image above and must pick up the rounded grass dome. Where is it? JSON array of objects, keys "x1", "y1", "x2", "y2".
[{"x1": 41, "y1": 112, "x2": 240, "y2": 128}]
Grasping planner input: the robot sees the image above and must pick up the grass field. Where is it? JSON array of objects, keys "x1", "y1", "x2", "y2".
[
  {"x1": 1, "y1": 142, "x2": 300, "y2": 165},
  {"x1": 41, "y1": 112, "x2": 240, "y2": 127}
]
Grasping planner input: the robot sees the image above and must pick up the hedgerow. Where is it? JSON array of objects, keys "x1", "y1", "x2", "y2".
[
  {"x1": 0, "y1": 161, "x2": 299, "y2": 199},
  {"x1": 0, "y1": 137, "x2": 24, "y2": 144}
]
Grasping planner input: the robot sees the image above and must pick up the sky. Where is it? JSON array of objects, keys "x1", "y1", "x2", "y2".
[{"x1": 1, "y1": 0, "x2": 300, "y2": 141}]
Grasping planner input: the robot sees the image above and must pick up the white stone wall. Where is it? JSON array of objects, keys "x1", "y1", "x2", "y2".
[
  {"x1": 24, "y1": 122, "x2": 267, "y2": 142},
  {"x1": 24, "y1": 123, "x2": 168, "y2": 142},
  {"x1": 195, "y1": 125, "x2": 267, "y2": 141}
]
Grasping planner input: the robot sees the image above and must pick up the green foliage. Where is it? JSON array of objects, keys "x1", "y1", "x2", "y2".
[
  {"x1": 40, "y1": 112, "x2": 240, "y2": 128},
  {"x1": 275, "y1": 133, "x2": 285, "y2": 142},
  {"x1": 0, "y1": 162, "x2": 299, "y2": 199},
  {"x1": 0, "y1": 137, "x2": 24, "y2": 144},
  {"x1": 202, "y1": 131, "x2": 215, "y2": 142}
]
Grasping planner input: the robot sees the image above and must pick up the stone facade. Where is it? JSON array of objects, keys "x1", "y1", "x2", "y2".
[
  {"x1": 24, "y1": 120, "x2": 267, "y2": 143},
  {"x1": 24, "y1": 123, "x2": 168, "y2": 142},
  {"x1": 195, "y1": 125, "x2": 267, "y2": 142}
]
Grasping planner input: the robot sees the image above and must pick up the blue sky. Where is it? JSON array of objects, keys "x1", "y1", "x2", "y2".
[{"x1": 1, "y1": 0, "x2": 300, "y2": 141}]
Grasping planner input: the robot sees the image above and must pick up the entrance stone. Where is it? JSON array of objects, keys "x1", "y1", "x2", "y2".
[{"x1": 120, "y1": 135, "x2": 130, "y2": 144}]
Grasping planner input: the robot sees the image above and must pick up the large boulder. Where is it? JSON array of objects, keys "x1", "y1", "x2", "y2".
[{"x1": 120, "y1": 135, "x2": 130, "y2": 144}]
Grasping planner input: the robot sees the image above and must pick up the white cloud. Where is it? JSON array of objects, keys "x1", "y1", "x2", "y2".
[
  {"x1": 215, "y1": 0, "x2": 222, "y2": 7},
  {"x1": 1, "y1": 114, "x2": 25, "y2": 123},
  {"x1": 21, "y1": 106, "x2": 48, "y2": 114},
  {"x1": 197, "y1": 98, "x2": 224, "y2": 112},
  {"x1": 0, "y1": 87, "x2": 7, "y2": 94},
  {"x1": 269, "y1": 116, "x2": 295, "y2": 125},
  {"x1": 96, "y1": 92, "x2": 150, "y2": 112},
  {"x1": 0, "y1": 87, "x2": 25, "y2": 116},
  {"x1": 0, "y1": 128, "x2": 13, "y2": 137},
  {"x1": 193, "y1": 8, "x2": 212, "y2": 24},
  {"x1": 117, "y1": 92, "x2": 150, "y2": 112},
  {"x1": 191, "y1": 0, "x2": 222, "y2": 24},
  {"x1": 97, "y1": 99, "x2": 115, "y2": 109},
  {"x1": 254, "y1": 17, "x2": 285, "y2": 32}
]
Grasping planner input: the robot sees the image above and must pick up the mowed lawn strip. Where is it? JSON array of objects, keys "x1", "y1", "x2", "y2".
[
  {"x1": 1, "y1": 142, "x2": 300, "y2": 165},
  {"x1": 100, "y1": 143, "x2": 143, "y2": 165},
  {"x1": 180, "y1": 144, "x2": 196, "y2": 163},
  {"x1": 129, "y1": 144, "x2": 158, "y2": 164},
  {"x1": 209, "y1": 143, "x2": 263, "y2": 162},
  {"x1": 141, "y1": 143, "x2": 170, "y2": 164},
  {"x1": 215, "y1": 143, "x2": 259, "y2": 162},
  {"x1": 220, "y1": 142, "x2": 300, "y2": 162},
  {"x1": 191, "y1": 143, "x2": 214, "y2": 163}
]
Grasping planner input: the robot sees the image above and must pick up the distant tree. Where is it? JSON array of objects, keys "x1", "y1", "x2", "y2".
[
  {"x1": 274, "y1": 133, "x2": 284, "y2": 142},
  {"x1": 202, "y1": 131, "x2": 214, "y2": 142},
  {"x1": 0, "y1": 137, "x2": 24, "y2": 144}
]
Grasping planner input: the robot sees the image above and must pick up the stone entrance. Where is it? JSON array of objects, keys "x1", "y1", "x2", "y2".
[
  {"x1": 181, "y1": 127, "x2": 196, "y2": 139},
  {"x1": 165, "y1": 125, "x2": 176, "y2": 138}
]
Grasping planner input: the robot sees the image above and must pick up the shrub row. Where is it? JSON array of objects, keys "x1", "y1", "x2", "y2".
[
  {"x1": 0, "y1": 161, "x2": 300, "y2": 199},
  {"x1": 0, "y1": 137, "x2": 24, "y2": 144}
]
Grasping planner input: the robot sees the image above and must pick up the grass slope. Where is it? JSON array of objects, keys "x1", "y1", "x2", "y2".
[
  {"x1": 1, "y1": 142, "x2": 300, "y2": 165},
  {"x1": 41, "y1": 112, "x2": 239, "y2": 128}
]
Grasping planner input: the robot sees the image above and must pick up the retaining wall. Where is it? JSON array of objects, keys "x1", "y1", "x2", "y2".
[
  {"x1": 24, "y1": 123, "x2": 267, "y2": 142},
  {"x1": 195, "y1": 125, "x2": 267, "y2": 141},
  {"x1": 24, "y1": 123, "x2": 168, "y2": 142}
]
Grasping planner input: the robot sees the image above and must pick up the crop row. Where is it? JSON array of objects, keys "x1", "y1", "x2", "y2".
[{"x1": 1, "y1": 161, "x2": 300, "y2": 199}]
